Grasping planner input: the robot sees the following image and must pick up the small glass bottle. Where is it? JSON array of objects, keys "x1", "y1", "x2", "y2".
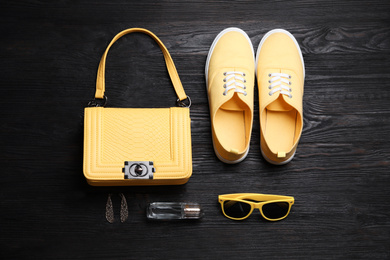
[{"x1": 146, "y1": 202, "x2": 203, "y2": 220}]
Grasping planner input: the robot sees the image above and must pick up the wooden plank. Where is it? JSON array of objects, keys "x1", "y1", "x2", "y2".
[{"x1": 0, "y1": 0, "x2": 389, "y2": 259}]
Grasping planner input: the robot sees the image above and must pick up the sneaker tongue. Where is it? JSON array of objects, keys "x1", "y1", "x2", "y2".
[
  {"x1": 266, "y1": 95, "x2": 293, "y2": 111},
  {"x1": 220, "y1": 92, "x2": 245, "y2": 111}
]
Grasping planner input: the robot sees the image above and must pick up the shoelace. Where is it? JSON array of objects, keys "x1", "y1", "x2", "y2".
[
  {"x1": 223, "y1": 71, "x2": 247, "y2": 96},
  {"x1": 268, "y1": 73, "x2": 292, "y2": 98}
]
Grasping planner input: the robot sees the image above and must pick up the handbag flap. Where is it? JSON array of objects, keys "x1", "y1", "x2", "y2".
[{"x1": 84, "y1": 107, "x2": 192, "y2": 181}]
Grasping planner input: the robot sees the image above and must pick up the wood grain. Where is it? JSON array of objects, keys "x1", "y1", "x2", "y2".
[{"x1": 1, "y1": 0, "x2": 390, "y2": 259}]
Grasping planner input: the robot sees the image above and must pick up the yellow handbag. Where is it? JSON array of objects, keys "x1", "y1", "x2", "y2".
[{"x1": 83, "y1": 28, "x2": 192, "y2": 186}]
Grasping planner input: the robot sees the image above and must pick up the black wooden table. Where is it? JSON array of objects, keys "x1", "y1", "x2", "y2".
[{"x1": 1, "y1": 1, "x2": 389, "y2": 259}]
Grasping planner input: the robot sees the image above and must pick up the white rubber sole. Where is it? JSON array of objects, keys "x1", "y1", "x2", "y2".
[
  {"x1": 213, "y1": 139, "x2": 251, "y2": 164},
  {"x1": 255, "y1": 29, "x2": 304, "y2": 165},
  {"x1": 261, "y1": 148, "x2": 296, "y2": 165},
  {"x1": 205, "y1": 27, "x2": 254, "y2": 164}
]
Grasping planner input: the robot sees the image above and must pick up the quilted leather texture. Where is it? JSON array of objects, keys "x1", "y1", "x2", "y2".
[{"x1": 83, "y1": 107, "x2": 192, "y2": 186}]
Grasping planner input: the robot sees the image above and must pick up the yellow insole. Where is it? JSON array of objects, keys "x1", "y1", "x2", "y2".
[
  {"x1": 214, "y1": 109, "x2": 246, "y2": 152},
  {"x1": 264, "y1": 109, "x2": 297, "y2": 153}
]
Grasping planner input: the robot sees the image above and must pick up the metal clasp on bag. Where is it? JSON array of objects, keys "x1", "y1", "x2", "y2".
[
  {"x1": 88, "y1": 96, "x2": 108, "y2": 107},
  {"x1": 122, "y1": 161, "x2": 155, "y2": 179},
  {"x1": 176, "y1": 96, "x2": 191, "y2": 108}
]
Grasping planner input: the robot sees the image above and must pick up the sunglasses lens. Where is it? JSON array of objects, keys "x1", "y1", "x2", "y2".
[
  {"x1": 223, "y1": 200, "x2": 252, "y2": 219},
  {"x1": 262, "y1": 202, "x2": 290, "y2": 219}
]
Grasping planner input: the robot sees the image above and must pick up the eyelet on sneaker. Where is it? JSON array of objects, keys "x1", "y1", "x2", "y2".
[
  {"x1": 223, "y1": 84, "x2": 226, "y2": 88},
  {"x1": 269, "y1": 92, "x2": 272, "y2": 96},
  {"x1": 223, "y1": 79, "x2": 226, "y2": 82},
  {"x1": 288, "y1": 81, "x2": 292, "y2": 85},
  {"x1": 244, "y1": 92, "x2": 247, "y2": 96},
  {"x1": 223, "y1": 72, "x2": 227, "y2": 76},
  {"x1": 223, "y1": 93, "x2": 226, "y2": 96},
  {"x1": 268, "y1": 73, "x2": 272, "y2": 77},
  {"x1": 244, "y1": 79, "x2": 246, "y2": 83},
  {"x1": 268, "y1": 85, "x2": 272, "y2": 89},
  {"x1": 268, "y1": 80, "x2": 271, "y2": 83},
  {"x1": 289, "y1": 75, "x2": 292, "y2": 79},
  {"x1": 243, "y1": 73, "x2": 246, "y2": 76},
  {"x1": 289, "y1": 88, "x2": 292, "y2": 92}
]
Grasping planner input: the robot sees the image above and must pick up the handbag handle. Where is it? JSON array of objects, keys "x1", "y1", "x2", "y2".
[{"x1": 93, "y1": 28, "x2": 190, "y2": 107}]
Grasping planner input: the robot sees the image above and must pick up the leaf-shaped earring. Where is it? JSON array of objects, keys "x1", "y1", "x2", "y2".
[
  {"x1": 120, "y1": 193, "x2": 128, "y2": 223},
  {"x1": 105, "y1": 193, "x2": 115, "y2": 223}
]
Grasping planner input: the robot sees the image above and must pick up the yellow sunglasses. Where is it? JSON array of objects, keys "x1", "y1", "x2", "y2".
[{"x1": 218, "y1": 193, "x2": 295, "y2": 221}]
